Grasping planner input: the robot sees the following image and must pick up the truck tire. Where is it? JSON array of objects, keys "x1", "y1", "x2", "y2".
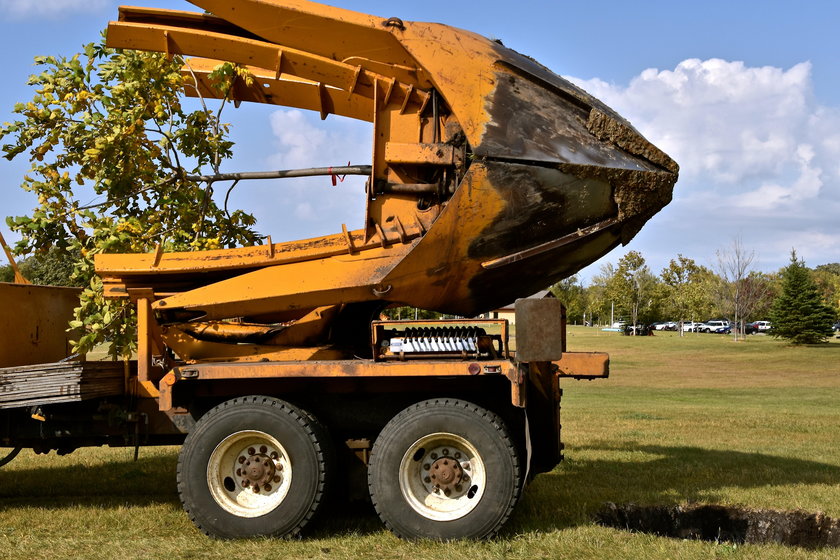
[
  {"x1": 177, "y1": 396, "x2": 332, "y2": 538},
  {"x1": 368, "y1": 398, "x2": 521, "y2": 540}
]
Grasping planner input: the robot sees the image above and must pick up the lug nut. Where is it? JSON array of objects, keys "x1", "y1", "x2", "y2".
[
  {"x1": 253, "y1": 486, "x2": 260, "y2": 493},
  {"x1": 238, "y1": 456, "x2": 246, "y2": 464},
  {"x1": 444, "y1": 488, "x2": 451, "y2": 496},
  {"x1": 273, "y1": 475, "x2": 281, "y2": 483},
  {"x1": 423, "y1": 464, "x2": 430, "y2": 471},
  {"x1": 270, "y1": 452, "x2": 279, "y2": 460},
  {"x1": 455, "y1": 484, "x2": 462, "y2": 492},
  {"x1": 454, "y1": 452, "x2": 461, "y2": 459},
  {"x1": 442, "y1": 448, "x2": 449, "y2": 456},
  {"x1": 424, "y1": 476, "x2": 431, "y2": 483},
  {"x1": 430, "y1": 453, "x2": 438, "y2": 459},
  {"x1": 260, "y1": 445, "x2": 268, "y2": 454},
  {"x1": 248, "y1": 447, "x2": 256, "y2": 455},
  {"x1": 242, "y1": 480, "x2": 249, "y2": 487},
  {"x1": 264, "y1": 484, "x2": 272, "y2": 492},
  {"x1": 236, "y1": 468, "x2": 241, "y2": 476}
]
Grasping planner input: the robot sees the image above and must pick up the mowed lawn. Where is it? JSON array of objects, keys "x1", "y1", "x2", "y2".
[{"x1": 1, "y1": 329, "x2": 838, "y2": 559}]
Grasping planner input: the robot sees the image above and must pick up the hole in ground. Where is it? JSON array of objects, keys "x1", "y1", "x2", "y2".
[{"x1": 597, "y1": 503, "x2": 840, "y2": 549}]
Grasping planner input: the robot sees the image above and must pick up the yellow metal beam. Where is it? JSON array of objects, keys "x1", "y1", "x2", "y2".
[{"x1": 0, "y1": 230, "x2": 29, "y2": 285}]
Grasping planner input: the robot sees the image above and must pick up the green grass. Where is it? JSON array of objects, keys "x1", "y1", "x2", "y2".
[{"x1": 1, "y1": 329, "x2": 839, "y2": 559}]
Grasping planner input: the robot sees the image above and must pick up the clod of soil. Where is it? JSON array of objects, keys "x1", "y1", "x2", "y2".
[{"x1": 597, "y1": 503, "x2": 840, "y2": 549}]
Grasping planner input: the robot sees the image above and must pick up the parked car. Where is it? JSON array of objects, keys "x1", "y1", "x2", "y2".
[
  {"x1": 753, "y1": 320, "x2": 772, "y2": 332},
  {"x1": 833, "y1": 321, "x2": 840, "y2": 332},
  {"x1": 697, "y1": 320, "x2": 731, "y2": 334},
  {"x1": 681, "y1": 321, "x2": 703, "y2": 332},
  {"x1": 740, "y1": 321, "x2": 758, "y2": 335},
  {"x1": 650, "y1": 321, "x2": 677, "y2": 331}
]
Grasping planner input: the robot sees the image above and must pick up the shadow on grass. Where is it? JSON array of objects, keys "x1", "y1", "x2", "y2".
[
  {"x1": 0, "y1": 449, "x2": 385, "y2": 537},
  {"x1": 0, "y1": 451, "x2": 182, "y2": 511},
  {"x1": 2, "y1": 443, "x2": 838, "y2": 539},
  {"x1": 505, "y1": 442, "x2": 840, "y2": 535}
]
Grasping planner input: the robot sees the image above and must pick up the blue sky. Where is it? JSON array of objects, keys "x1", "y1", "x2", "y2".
[{"x1": 2, "y1": 0, "x2": 839, "y2": 283}]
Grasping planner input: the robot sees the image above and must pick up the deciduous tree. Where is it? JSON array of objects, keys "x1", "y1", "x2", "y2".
[
  {"x1": 604, "y1": 251, "x2": 657, "y2": 333},
  {"x1": 1, "y1": 39, "x2": 260, "y2": 356}
]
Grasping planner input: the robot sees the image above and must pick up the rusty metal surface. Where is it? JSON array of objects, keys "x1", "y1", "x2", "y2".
[
  {"x1": 0, "y1": 283, "x2": 81, "y2": 368},
  {"x1": 95, "y1": 0, "x2": 677, "y2": 363},
  {"x1": 554, "y1": 352, "x2": 610, "y2": 379},
  {"x1": 514, "y1": 298, "x2": 566, "y2": 363}
]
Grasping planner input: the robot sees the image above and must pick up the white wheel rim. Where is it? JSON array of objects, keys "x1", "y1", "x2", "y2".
[
  {"x1": 207, "y1": 430, "x2": 292, "y2": 518},
  {"x1": 398, "y1": 432, "x2": 486, "y2": 521}
]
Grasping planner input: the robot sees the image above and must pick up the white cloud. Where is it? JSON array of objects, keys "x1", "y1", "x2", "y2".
[
  {"x1": 571, "y1": 59, "x2": 818, "y2": 188},
  {"x1": 0, "y1": 0, "x2": 109, "y2": 19},
  {"x1": 257, "y1": 109, "x2": 372, "y2": 238},
  {"x1": 570, "y1": 57, "x2": 840, "y2": 276}
]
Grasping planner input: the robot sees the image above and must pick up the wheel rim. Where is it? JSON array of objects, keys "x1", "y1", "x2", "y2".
[
  {"x1": 207, "y1": 430, "x2": 292, "y2": 518},
  {"x1": 398, "y1": 432, "x2": 486, "y2": 521}
]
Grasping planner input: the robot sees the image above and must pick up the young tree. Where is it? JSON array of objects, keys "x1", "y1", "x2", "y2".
[
  {"x1": 715, "y1": 237, "x2": 769, "y2": 340},
  {"x1": 660, "y1": 254, "x2": 714, "y2": 337},
  {"x1": 1, "y1": 39, "x2": 261, "y2": 355},
  {"x1": 769, "y1": 251, "x2": 835, "y2": 344},
  {"x1": 604, "y1": 251, "x2": 657, "y2": 334}
]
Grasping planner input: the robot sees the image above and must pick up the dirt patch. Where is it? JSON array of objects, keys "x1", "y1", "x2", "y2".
[{"x1": 597, "y1": 503, "x2": 840, "y2": 549}]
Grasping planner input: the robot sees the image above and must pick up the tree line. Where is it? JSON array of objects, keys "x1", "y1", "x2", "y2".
[{"x1": 550, "y1": 243, "x2": 839, "y2": 343}]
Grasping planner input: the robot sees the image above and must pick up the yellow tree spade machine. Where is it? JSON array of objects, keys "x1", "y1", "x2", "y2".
[{"x1": 0, "y1": 0, "x2": 677, "y2": 540}]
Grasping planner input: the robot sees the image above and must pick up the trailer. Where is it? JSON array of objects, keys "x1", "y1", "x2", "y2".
[{"x1": 1, "y1": 281, "x2": 607, "y2": 538}]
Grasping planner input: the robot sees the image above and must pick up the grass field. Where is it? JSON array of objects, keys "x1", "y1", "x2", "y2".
[{"x1": 1, "y1": 329, "x2": 838, "y2": 559}]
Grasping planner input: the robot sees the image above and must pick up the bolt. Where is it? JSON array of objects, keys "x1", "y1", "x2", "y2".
[
  {"x1": 463, "y1": 475, "x2": 470, "y2": 483},
  {"x1": 253, "y1": 486, "x2": 260, "y2": 493},
  {"x1": 242, "y1": 480, "x2": 249, "y2": 487},
  {"x1": 424, "y1": 476, "x2": 431, "y2": 483},
  {"x1": 454, "y1": 452, "x2": 461, "y2": 459},
  {"x1": 442, "y1": 448, "x2": 449, "y2": 456},
  {"x1": 273, "y1": 475, "x2": 281, "y2": 483},
  {"x1": 260, "y1": 445, "x2": 268, "y2": 454},
  {"x1": 236, "y1": 468, "x2": 241, "y2": 476},
  {"x1": 443, "y1": 459, "x2": 449, "y2": 466},
  {"x1": 248, "y1": 447, "x2": 256, "y2": 455},
  {"x1": 270, "y1": 452, "x2": 279, "y2": 460},
  {"x1": 238, "y1": 456, "x2": 246, "y2": 464},
  {"x1": 430, "y1": 453, "x2": 438, "y2": 460},
  {"x1": 264, "y1": 484, "x2": 272, "y2": 492},
  {"x1": 430, "y1": 473, "x2": 437, "y2": 480},
  {"x1": 444, "y1": 488, "x2": 451, "y2": 496},
  {"x1": 455, "y1": 484, "x2": 462, "y2": 492},
  {"x1": 423, "y1": 464, "x2": 430, "y2": 471}
]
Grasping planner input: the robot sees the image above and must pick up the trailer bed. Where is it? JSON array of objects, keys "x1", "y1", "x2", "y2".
[{"x1": 0, "y1": 361, "x2": 127, "y2": 409}]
